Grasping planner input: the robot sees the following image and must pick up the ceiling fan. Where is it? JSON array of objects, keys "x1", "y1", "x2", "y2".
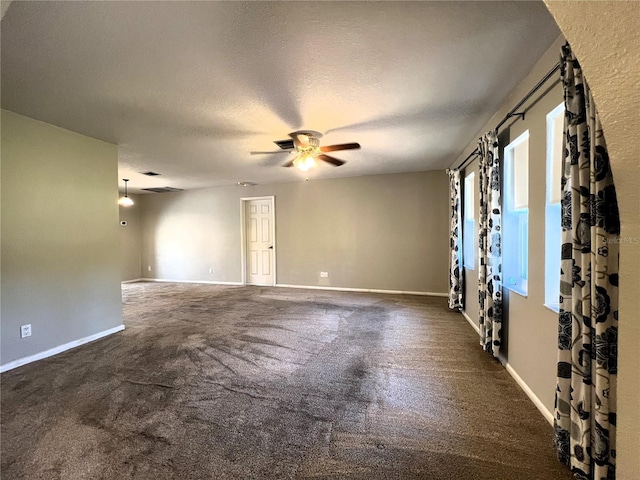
[{"x1": 250, "y1": 130, "x2": 360, "y2": 171}]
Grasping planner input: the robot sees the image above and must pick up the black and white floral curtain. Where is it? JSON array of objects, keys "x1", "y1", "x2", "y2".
[
  {"x1": 553, "y1": 43, "x2": 620, "y2": 480},
  {"x1": 448, "y1": 169, "x2": 464, "y2": 309},
  {"x1": 477, "y1": 132, "x2": 502, "y2": 357}
]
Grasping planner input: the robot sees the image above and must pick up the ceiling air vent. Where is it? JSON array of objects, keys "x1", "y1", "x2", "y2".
[
  {"x1": 141, "y1": 171, "x2": 161, "y2": 176},
  {"x1": 141, "y1": 187, "x2": 184, "y2": 193}
]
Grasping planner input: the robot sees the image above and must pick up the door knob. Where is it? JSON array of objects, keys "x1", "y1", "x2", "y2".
[{"x1": 268, "y1": 246, "x2": 273, "y2": 249}]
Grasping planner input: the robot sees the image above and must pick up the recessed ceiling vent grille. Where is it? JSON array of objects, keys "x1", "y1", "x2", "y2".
[
  {"x1": 141, "y1": 171, "x2": 161, "y2": 176},
  {"x1": 141, "y1": 187, "x2": 183, "y2": 193},
  {"x1": 274, "y1": 139, "x2": 294, "y2": 150}
]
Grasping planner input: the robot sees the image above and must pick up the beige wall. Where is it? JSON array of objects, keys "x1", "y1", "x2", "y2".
[
  {"x1": 460, "y1": 61, "x2": 563, "y2": 414},
  {"x1": 501, "y1": 78, "x2": 564, "y2": 411},
  {"x1": 119, "y1": 196, "x2": 142, "y2": 281},
  {"x1": 138, "y1": 171, "x2": 449, "y2": 294},
  {"x1": 544, "y1": 2, "x2": 640, "y2": 477},
  {"x1": 0, "y1": 110, "x2": 123, "y2": 366},
  {"x1": 459, "y1": 38, "x2": 566, "y2": 419},
  {"x1": 457, "y1": 10, "x2": 640, "y2": 476}
]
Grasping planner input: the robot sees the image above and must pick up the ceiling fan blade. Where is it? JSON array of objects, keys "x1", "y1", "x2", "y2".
[
  {"x1": 250, "y1": 150, "x2": 292, "y2": 155},
  {"x1": 317, "y1": 154, "x2": 346, "y2": 167},
  {"x1": 274, "y1": 139, "x2": 295, "y2": 150},
  {"x1": 282, "y1": 159, "x2": 295, "y2": 168},
  {"x1": 320, "y1": 142, "x2": 361, "y2": 153}
]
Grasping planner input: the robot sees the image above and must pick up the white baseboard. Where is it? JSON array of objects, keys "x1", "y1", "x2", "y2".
[
  {"x1": 0, "y1": 324, "x2": 125, "y2": 373},
  {"x1": 460, "y1": 309, "x2": 480, "y2": 333},
  {"x1": 505, "y1": 362, "x2": 554, "y2": 425},
  {"x1": 275, "y1": 284, "x2": 448, "y2": 297},
  {"x1": 129, "y1": 279, "x2": 447, "y2": 297},
  {"x1": 121, "y1": 278, "x2": 145, "y2": 284},
  {"x1": 139, "y1": 278, "x2": 244, "y2": 286},
  {"x1": 459, "y1": 310, "x2": 552, "y2": 425}
]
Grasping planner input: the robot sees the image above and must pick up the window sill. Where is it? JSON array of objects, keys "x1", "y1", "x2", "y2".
[
  {"x1": 544, "y1": 304, "x2": 560, "y2": 314},
  {"x1": 504, "y1": 284, "x2": 528, "y2": 298}
]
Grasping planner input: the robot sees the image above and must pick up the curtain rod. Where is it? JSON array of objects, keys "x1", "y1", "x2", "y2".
[{"x1": 447, "y1": 61, "x2": 561, "y2": 174}]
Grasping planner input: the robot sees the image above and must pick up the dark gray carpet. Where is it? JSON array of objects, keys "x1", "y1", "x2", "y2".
[{"x1": 1, "y1": 283, "x2": 572, "y2": 479}]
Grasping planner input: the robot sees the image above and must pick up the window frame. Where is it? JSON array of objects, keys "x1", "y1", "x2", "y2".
[
  {"x1": 462, "y1": 171, "x2": 476, "y2": 270},
  {"x1": 502, "y1": 130, "x2": 530, "y2": 297},
  {"x1": 544, "y1": 103, "x2": 565, "y2": 312}
]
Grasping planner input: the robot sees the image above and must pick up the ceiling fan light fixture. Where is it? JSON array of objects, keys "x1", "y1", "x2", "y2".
[
  {"x1": 253, "y1": 130, "x2": 359, "y2": 169},
  {"x1": 118, "y1": 178, "x2": 134, "y2": 207},
  {"x1": 293, "y1": 153, "x2": 317, "y2": 172}
]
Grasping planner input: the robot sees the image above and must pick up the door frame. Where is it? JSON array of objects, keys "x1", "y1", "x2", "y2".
[{"x1": 240, "y1": 196, "x2": 276, "y2": 286}]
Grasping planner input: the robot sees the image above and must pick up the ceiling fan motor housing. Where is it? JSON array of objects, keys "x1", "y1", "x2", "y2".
[
  {"x1": 291, "y1": 130, "x2": 323, "y2": 140},
  {"x1": 291, "y1": 131, "x2": 321, "y2": 151}
]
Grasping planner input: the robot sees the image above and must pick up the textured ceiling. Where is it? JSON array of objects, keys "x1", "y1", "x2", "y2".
[{"x1": 1, "y1": 1, "x2": 560, "y2": 193}]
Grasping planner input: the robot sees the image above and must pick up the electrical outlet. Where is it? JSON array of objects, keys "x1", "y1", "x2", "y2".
[
  {"x1": 148, "y1": 265, "x2": 152, "y2": 272},
  {"x1": 208, "y1": 268, "x2": 213, "y2": 274},
  {"x1": 320, "y1": 272, "x2": 329, "y2": 278},
  {"x1": 20, "y1": 324, "x2": 32, "y2": 338}
]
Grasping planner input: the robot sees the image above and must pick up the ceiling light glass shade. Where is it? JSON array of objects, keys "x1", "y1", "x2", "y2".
[
  {"x1": 293, "y1": 154, "x2": 317, "y2": 172},
  {"x1": 118, "y1": 195, "x2": 134, "y2": 207}
]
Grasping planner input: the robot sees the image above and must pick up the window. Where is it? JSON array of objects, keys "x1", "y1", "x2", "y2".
[
  {"x1": 545, "y1": 103, "x2": 565, "y2": 311},
  {"x1": 463, "y1": 171, "x2": 475, "y2": 269},
  {"x1": 503, "y1": 131, "x2": 529, "y2": 296}
]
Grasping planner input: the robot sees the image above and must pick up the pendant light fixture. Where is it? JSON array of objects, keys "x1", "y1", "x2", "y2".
[{"x1": 118, "y1": 178, "x2": 134, "y2": 207}]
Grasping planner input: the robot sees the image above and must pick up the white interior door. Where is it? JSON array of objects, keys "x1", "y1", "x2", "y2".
[{"x1": 245, "y1": 198, "x2": 275, "y2": 286}]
